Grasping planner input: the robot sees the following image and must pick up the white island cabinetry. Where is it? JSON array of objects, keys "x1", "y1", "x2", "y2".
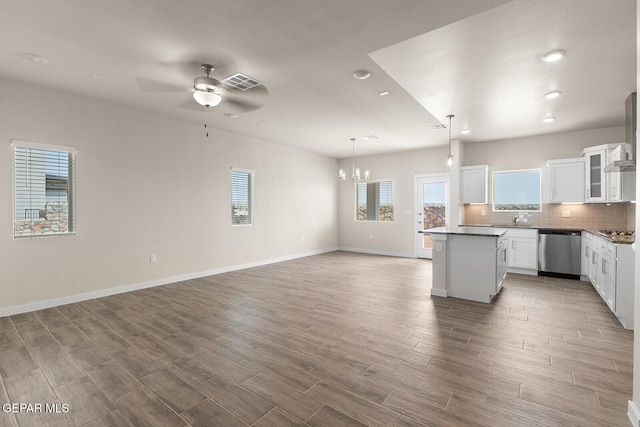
[{"x1": 429, "y1": 227, "x2": 507, "y2": 303}]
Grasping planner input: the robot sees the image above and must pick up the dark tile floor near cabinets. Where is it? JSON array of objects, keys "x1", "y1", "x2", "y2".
[{"x1": 0, "y1": 251, "x2": 633, "y2": 426}]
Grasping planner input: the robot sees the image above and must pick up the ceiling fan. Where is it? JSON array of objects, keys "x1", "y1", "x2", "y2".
[
  {"x1": 136, "y1": 61, "x2": 267, "y2": 137},
  {"x1": 189, "y1": 63, "x2": 266, "y2": 137},
  {"x1": 191, "y1": 63, "x2": 264, "y2": 112},
  {"x1": 136, "y1": 61, "x2": 265, "y2": 111}
]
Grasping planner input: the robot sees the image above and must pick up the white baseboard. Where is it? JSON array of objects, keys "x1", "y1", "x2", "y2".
[
  {"x1": 0, "y1": 247, "x2": 338, "y2": 318},
  {"x1": 338, "y1": 247, "x2": 415, "y2": 258},
  {"x1": 629, "y1": 400, "x2": 640, "y2": 427},
  {"x1": 506, "y1": 267, "x2": 538, "y2": 276},
  {"x1": 430, "y1": 288, "x2": 447, "y2": 298}
]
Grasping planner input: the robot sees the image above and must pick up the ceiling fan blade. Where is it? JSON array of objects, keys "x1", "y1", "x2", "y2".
[
  {"x1": 178, "y1": 97, "x2": 207, "y2": 112},
  {"x1": 135, "y1": 77, "x2": 185, "y2": 93},
  {"x1": 161, "y1": 58, "x2": 236, "y2": 80},
  {"x1": 224, "y1": 97, "x2": 263, "y2": 113}
]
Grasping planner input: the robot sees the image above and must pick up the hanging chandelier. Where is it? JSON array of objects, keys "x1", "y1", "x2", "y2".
[
  {"x1": 446, "y1": 114, "x2": 454, "y2": 167},
  {"x1": 339, "y1": 138, "x2": 369, "y2": 181}
]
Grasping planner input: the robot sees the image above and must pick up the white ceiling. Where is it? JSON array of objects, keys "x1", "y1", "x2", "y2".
[{"x1": 0, "y1": 0, "x2": 635, "y2": 159}]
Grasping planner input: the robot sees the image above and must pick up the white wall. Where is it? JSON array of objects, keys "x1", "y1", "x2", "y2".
[
  {"x1": 0, "y1": 77, "x2": 338, "y2": 314},
  {"x1": 464, "y1": 127, "x2": 626, "y2": 170},
  {"x1": 464, "y1": 126, "x2": 626, "y2": 204},
  {"x1": 338, "y1": 145, "x2": 451, "y2": 257}
]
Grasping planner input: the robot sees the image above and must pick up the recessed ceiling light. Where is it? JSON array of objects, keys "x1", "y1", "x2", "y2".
[
  {"x1": 224, "y1": 113, "x2": 238, "y2": 119},
  {"x1": 379, "y1": 91, "x2": 390, "y2": 96},
  {"x1": 543, "y1": 116, "x2": 556, "y2": 123},
  {"x1": 541, "y1": 50, "x2": 566, "y2": 63},
  {"x1": 24, "y1": 53, "x2": 48, "y2": 64},
  {"x1": 352, "y1": 70, "x2": 371, "y2": 80},
  {"x1": 461, "y1": 129, "x2": 471, "y2": 135},
  {"x1": 257, "y1": 123, "x2": 265, "y2": 127},
  {"x1": 90, "y1": 73, "x2": 103, "y2": 80},
  {"x1": 362, "y1": 135, "x2": 378, "y2": 140},
  {"x1": 544, "y1": 90, "x2": 562, "y2": 99}
]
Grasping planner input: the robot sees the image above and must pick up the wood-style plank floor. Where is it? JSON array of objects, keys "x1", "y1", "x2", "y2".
[{"x1": 0, "y1": 251, "x2": 633, "y2": 426}]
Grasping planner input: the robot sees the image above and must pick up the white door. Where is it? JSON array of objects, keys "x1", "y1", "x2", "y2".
[{"x1": 416, "y1": 175, "x2": 449, "y2": 259}]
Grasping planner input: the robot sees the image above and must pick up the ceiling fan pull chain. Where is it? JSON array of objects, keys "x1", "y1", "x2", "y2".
[{"x1": 204, "y1": 105, "x2": 209, "y2": 138}]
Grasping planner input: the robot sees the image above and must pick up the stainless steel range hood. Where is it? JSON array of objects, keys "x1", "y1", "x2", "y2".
[{"x1": 605, "y1": 92, "x2": 636, "y2": 172}]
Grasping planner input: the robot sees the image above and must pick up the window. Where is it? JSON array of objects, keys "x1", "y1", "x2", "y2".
[
  {"x1": 12, "y1": 140, "x2": 76, "y2": 237},
  {"x1": 493, "y1": 169, "x2": 541, "y2": 211},
  {"x1": 231, "y1": 168, "x2": 254, "y2": 225},
  {"x1": 356, "y1": 180, "x2": 394, "y2": 221}
]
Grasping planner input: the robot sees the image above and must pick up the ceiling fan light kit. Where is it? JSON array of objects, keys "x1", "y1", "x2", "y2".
[{"x1": 193, "y1": 90, "x2": 222, "y2": 107}]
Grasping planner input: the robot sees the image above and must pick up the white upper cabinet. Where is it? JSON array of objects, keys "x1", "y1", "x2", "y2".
[
  {"x1": 583, "y1": 146, "x2": 608, "y2": 203},
  {"x1": 460, "y1": 165, "x2": 488, "y2": 204},
  {"x1": 607, "y1": 144, "x2": 635, "y2": 202},
  {"x1": 582, "y1": 143, "x2": 635, "y2": 203},
  {"x1": 547, "y1": 158, "x2": 585, "y2": 203}
]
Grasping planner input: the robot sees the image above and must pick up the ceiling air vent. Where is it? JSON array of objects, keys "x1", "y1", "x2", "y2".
[
  {"x1": 222, "y1": 73, "x2": 262, "y2": 91},
  {"x1": 428, "y1": 124, "x2": 448, "y2": 131}
]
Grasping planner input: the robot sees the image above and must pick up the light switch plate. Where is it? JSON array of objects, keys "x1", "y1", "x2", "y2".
[{"x1": 562, "y1": 210, "x2": 571, "y2": 218}]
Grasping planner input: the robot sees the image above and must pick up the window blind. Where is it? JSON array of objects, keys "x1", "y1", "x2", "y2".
[
  {"x1": 355, "y1": 180, "x2": 394, "y2": 222},
  {"x1": 231, "y1": 169, "x2": 253, "y2": 225},
  {"x1": 12, "y1": 140, "x2": 76, "y2": 237}
]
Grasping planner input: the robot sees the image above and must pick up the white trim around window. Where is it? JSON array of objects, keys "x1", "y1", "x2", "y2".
[
  {"x1": 231, "y1": 167, "x2": 255, "y2": 226},
  {"x1": 11, "y1": 139, "x2": 77, "y2": 238}
]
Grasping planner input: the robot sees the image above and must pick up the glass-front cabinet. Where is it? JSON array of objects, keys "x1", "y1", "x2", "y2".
[{"x1": 583, "y1": 146, "x2": 607, "y2": 203}]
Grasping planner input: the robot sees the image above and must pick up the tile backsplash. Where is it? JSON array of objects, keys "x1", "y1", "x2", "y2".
[{"x1": 463, "y1": 203, "x2": 635, "y2": 232}]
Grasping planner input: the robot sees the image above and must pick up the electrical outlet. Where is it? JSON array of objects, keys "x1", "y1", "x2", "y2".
[
  {"x1": 301, "y1": 236, "x2": 305, "y2": 242},
  {"x1": 436, "y1": 243, "x2": 443, "y2": 252},
  {"x1": 481, "y1": 209, "x2": 486, "y2": 217},
  {"x1": 562, "y1": 210, "x2": 571, "y2": 218},
  {"x1": 150, "y1": 254, "x2": 157, "y2": 262},
  {"x1": 369, "y1": 234, "x2": 374, "y2": 240}
]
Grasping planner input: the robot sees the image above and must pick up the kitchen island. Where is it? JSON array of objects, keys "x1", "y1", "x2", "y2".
[{"x1": 422, "y1": 226, "x2": 508, "y2": 303}]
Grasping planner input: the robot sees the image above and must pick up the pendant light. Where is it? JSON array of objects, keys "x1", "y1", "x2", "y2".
[
  {"x1": 446, "y1": 114, "x2": 454, "y2": 167},
  {"x1": 339, "y1": 138, "x2": 370, "y2": 181}
]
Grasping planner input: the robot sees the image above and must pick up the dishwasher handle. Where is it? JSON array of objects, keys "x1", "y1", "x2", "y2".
[{"x1": 538, "y1": 229, "x2": 581, "y2": 236}]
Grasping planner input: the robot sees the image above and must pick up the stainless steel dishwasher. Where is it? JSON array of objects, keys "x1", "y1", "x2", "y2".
[{"x1": 538, "y1": 229, "x2": 582, "y2": 279}]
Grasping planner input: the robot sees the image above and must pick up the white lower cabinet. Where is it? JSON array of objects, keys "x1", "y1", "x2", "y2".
[
  {"x1": 581, "y1": 232, "x2": 591, "y2": 278},
  {"x1": 600, "y1": 253, "x2": 616, "y2": 312},
  {"x1": 506, "y1": 228, "x2": 538, "y2": 275},
  {"x1": 581, "y1": 231, "x2": 634, "y2": 329}
]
